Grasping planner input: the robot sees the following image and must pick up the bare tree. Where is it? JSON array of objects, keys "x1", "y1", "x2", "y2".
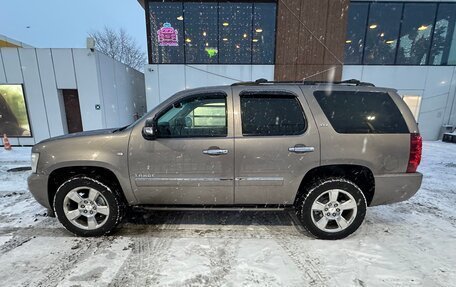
[{"x1": 88, "y1": 27, "x2": 146, "y2": 71}]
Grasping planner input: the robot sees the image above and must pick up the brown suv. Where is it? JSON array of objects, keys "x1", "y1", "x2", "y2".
[{"x1": 28, "y1": 79, "x2": 423, "y2": 239}]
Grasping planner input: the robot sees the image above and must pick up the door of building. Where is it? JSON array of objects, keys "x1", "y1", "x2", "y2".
[{"x1": 62, "y1": 89, "x2": 83, "y2": 133}]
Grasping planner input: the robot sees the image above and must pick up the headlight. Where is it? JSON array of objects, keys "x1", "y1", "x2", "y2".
[{"x1": 31, "y1": 153, "x2": 39, "y2": 173}]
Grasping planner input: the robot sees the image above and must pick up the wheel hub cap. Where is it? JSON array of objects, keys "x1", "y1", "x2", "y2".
[
  {"x1": 310, "y1": 189, "x2": 358, "y2": 233},
  {"x1": 62, "y1": 187, "x2": 110, "y2": 230}
]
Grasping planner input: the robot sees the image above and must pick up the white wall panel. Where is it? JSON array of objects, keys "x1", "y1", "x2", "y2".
[
  {"x1": 0, "y1": 50, "x2": 6, "y2": 83},
  {"x1": 447, "y1": 68, "x2": 456, "y2": 127},
  {"x1": 424, "y1": 67, "x2": 454, "y2": 97},
  {"x1": 1, "y1": 48, "x2": 23, "y2": 84},
  {"x1": 18, "y1": 49, "x2": 50, "y2": 143},
  {"x1": 361, "y1": 66, "x2": 427, "y2": 90},
  {"x1": 96, "y1": 53, "x2": 118, "y2": 128},
  {"x1": 207, "y1": 65, "x2": 251, "y2": 83},
  {"x1": 418, "y1": 112, "x2": 445, "y2": 140},
  {"x1": 251, "y1": 65, "x2": 274, "y2": 81},
  {"x1": 157, "y1": 65, "x2": 186, "y2": 103},
  {"x1": 115, "y1": 62, "x2": 135, "y2": 127},
  {"x1": 145, "y1": 65, "x2": 160, "y2": 110},
  {"x1": 36, "y1": 49, "x2": 65, "y2": 137},
  {"x1": 73, "y1": 49, "x2": 104, "y2": 131},
  {"x1": 184, "y1": 65, "x2": 209, "y2": 89},
  {"x1": 341, "y1": 66, "x2": 363, "y2": 81},
  {"x1": 51, "y1": 49, "x2": 77, "y2": 89}
]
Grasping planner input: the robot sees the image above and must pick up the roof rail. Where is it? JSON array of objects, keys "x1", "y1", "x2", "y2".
[{"x1": 231, "y1": 78, "x2": 375, "y2": 87}]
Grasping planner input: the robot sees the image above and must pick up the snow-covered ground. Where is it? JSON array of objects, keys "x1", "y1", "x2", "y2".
[{"x1": 0, "y1": 142, "x2": 455, "y2": 287}]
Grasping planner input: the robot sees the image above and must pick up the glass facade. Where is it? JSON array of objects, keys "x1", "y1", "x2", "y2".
[
  {"x1": 148, "y1": 0, "x2": 277, "y2": 64},
  {"x1": 345, "y1": 2, "x2": 456, "y2": 66}
]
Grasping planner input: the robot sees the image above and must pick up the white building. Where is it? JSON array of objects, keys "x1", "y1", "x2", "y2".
[{"x1": 0, "y1": 47, "x2": 146, "y2": 145}]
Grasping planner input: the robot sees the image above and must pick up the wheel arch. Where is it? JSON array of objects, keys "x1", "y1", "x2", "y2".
[
  {"x1": 295, "y1": 164, "x2": 375, "y2": 206},
  {"x1": 47, "y1": 166, "x2": 129, "y2": 210}
]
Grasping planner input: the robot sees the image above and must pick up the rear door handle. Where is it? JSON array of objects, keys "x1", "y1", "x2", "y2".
[
  {"x1": 288, "y1": 145, "x2": 315, "y2": 153},
  {"x1": 203, "y1": 149, "x2": 228, "y2": 156}
]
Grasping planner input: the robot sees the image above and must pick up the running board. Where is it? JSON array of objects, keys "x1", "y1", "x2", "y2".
[{"x1": 133, "y1": 205, "x2": 293, "y2": 212}]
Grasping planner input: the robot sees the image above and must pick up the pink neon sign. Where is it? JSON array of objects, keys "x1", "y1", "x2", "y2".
[{"x1": 157, "y1": 23, "x2": 178, "y2": 47}]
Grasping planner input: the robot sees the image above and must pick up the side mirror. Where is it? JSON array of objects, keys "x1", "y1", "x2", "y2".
[{"x1": 142, "y1": 118, "x2": 156, "y2": 140}]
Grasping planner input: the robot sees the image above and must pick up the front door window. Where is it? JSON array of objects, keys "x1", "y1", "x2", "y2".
[{"x1": 156, "y1": 95, "x2": 227, "y2": 138}]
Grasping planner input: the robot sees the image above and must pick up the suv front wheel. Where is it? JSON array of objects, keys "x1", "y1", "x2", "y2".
[
  {"x1": 297, "y1": 178, "x2": 367, "y2": 240},
  {"x1": 54, "y1": 176, "x2": 124, "y2": 236}
]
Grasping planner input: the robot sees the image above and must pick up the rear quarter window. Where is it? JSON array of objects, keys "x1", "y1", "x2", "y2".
[{"x1": 313, "y1": 90, "x2": 409, "y2": 134}]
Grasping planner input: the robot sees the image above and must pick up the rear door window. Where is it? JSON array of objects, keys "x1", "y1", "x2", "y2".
[
  {"x1": 313, "y1": 90, "x2": 409, "y2": 134},
  {"x1": 240, "y1": 93, "x2": 306, "y2": 136}
]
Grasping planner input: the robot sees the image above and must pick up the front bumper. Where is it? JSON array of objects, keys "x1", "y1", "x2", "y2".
[
  {"x1": 28, "y1": 173, "x2": 51, "y2": 209},
  {"x1": 370, "y1": 172, "x2": 423, "y2": 206}
]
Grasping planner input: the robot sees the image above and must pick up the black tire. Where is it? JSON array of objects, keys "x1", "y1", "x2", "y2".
[
  {"x1": 296, "y1": 178, "x2": 367, "y2": 240},
  {"x1": 53, "y1": 176, "x2": 124, "y2": 237}
]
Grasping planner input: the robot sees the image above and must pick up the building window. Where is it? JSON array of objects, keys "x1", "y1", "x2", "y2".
[
  {"x1": 252, "y1": 3, "x2": 277, "y2": 64},
  {"x1": 430, "y1": 4, "x2": 456, "y2": 65},
  {"x1": 0, "y1": 85, "x2": 32, "y2": 137},
  {"x1": 344, "y1": 3, "x2": 369, "y2": 65},
  {"x1": 346, "y1": 1, "x2": 456, "y2": 66},
  {"x1": 219, "y1": 3, "x2": 253, "y2": 64},
  {"x1": 184, "y1": 2, "x2": 218, "y2": 64},
  {"x1": 397, "y1": 3, "x2": 437, "y2": 65},
  {"x1": 363, "y1": 2, "x2": 403, "y2": 65},
  {"x1": 147, "y1": 0, "x2": 276, "y2": 65},
  {"x1": 149, "y1": 2, "x2": 184, "y2": 64}
]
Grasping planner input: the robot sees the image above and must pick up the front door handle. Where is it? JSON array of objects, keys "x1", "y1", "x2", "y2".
[
  {"x1": 288, "y1": 145, "x2": 315, "y2": 153},
  {"x1": 203, "y1": 149, "x2": 228, "y2": 156}
]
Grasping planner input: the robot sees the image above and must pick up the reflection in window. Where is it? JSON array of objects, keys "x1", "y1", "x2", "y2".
[
  {"x1": 219, "y1": 3, "x2": 252, "y2": 64},
  {"x1": 344, "y1": 3, "x2": 369, "y2": 64},
  {"x1": 156, "y1": 95, "x2": 227, "y2": 138},
  {"x1": 184, "y1": 3, "x2": 218, "y2": 64},
  {"x1": 252, "y1": 3, "x2": 277, "y2": 64},
  {"x1": 397, "y1": 4, "x2": 437, "y2": 65},
  {"x1": 0, "y1": 85, "x2": 32, "y2": 137},
  {"x1": 192, "y1": 103, "x2": 226, "y2": 127},
  {"x1": 430, "y1": 4, "x2": 456, "y2": 65},
  {"x1": 364, "y1": 3, "x2": 402, "y2": 64},
  {"x1": 149, "y1": 2, "x2": 184, "y2": 63}
]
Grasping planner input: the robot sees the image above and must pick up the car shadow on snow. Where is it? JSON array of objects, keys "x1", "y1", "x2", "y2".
[{"x1": 116, "y1": 209, "x2": 308, "y2": 238}]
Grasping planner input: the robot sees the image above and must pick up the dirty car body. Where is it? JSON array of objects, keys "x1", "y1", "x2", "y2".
[{"x1": 28, "y1": 80, "x2": 423, "y2": 239}]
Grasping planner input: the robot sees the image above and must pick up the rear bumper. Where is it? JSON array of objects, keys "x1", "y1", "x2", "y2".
[
  {"x1": 28, "y1": 173, "x2": 51, "y2": 209},
  {"x1": 370, "y1": 172, "x2": 423, "y2": 206}
]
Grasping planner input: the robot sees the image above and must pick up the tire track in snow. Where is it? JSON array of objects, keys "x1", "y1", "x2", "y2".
[
  {"x1": 0, "y1": 218, "x2": 57, "y2": 255},
  {"x1": 28, "y1": 237, "x2": 117, "y2": 287},
  {"x1": 263, "y1": 212, "x2": 329, "y2": 286},
  {"x1": 108, "y1": 212, "x2": 184, "y2": 286},
  {"x1": 175, "y1": 238, "x2": 240, "y2": 287}
]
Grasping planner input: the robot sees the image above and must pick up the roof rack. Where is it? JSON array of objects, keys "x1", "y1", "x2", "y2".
[{"x1": 231, "y1": 78, "x2": 375, "y2": 87}]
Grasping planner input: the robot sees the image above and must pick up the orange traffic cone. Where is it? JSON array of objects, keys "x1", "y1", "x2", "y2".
[{"x1": 3, "y1": 134, "x2": 12, "y2": 150}]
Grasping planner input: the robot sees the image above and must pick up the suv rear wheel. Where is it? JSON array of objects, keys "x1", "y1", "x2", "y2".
[
  {"x1": 296, "y1": 178, "x2": 367, "y2": 240},
  {"x1": 54, "y1": 176, "x2": 124, "y2": 236}
]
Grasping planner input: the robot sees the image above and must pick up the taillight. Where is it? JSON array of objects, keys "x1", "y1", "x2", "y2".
[{"x1": 407, "y1": 133, "x2": 422, "y2": 173}]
